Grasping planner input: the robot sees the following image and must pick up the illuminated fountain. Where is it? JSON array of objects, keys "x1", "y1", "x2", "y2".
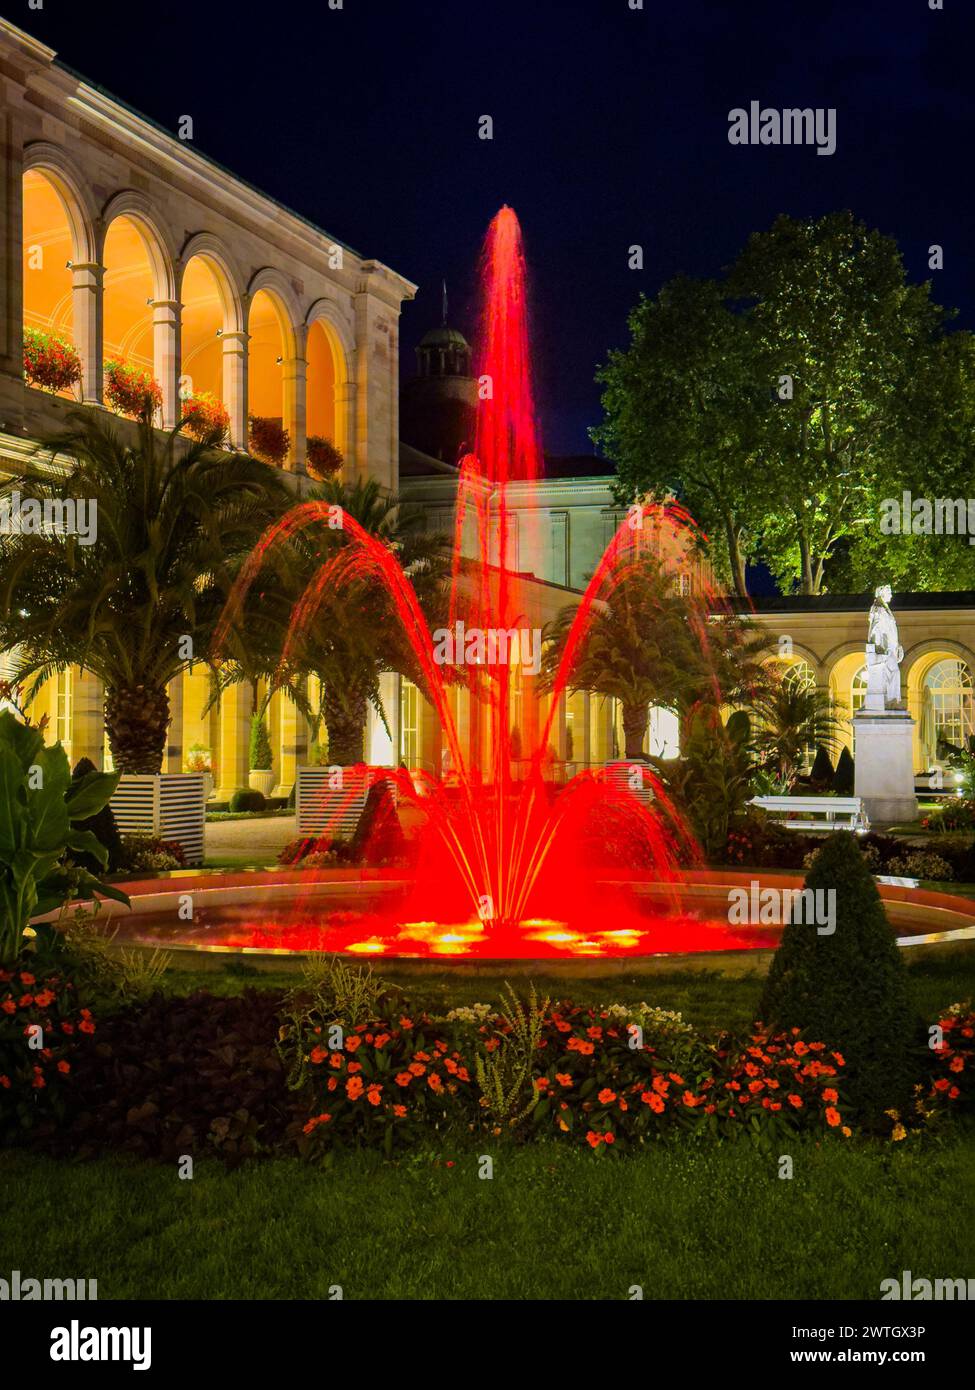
[{"x1": 124, "y1": 209, "x2": 848, "y2": 960}]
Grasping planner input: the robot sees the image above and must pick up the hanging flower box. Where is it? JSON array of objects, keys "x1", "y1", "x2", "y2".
[
  {"x1": 248, "y1": 415, "x2": 290, "y2": 466},
  {"x1": 180, "y1": 390, "x2": 230, "y2": 443},
  {"x1": 305, "y1": 434, "x2": 343, "y2": 480},
  {"x1": 23, "y1": 328, "x2": 82, "y2": 394},
  {"x1": 104, "y1": 359, "x2": 163, "y2": 420}
]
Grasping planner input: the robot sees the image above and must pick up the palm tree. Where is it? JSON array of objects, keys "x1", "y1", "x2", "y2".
[
  {"x1": 540, "y1": 559, "x2": 766, "y2": 758},
  {"x1": 220, "y1": 476, "x2": 449, "y2": 766},
  {"x1": 749, "y1": 674, "x2": 843, "y2": 789},
  {"x1": 0, "y1": 413, "x2": 291, "y2": 772}
]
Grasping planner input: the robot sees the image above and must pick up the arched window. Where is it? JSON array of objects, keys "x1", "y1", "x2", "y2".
[
  {"x1": 924, "y1": 658, "x2": 974, "y2": 754},
  {"x1": 102, "y1": 215, "x2": 158, "y2": 407},
  {"x1": 247, "y1": 289, "x2": 290, "y2": 463},
  {"x1": 180, "y1": 255, "x2": 229, "y2": 405},
  {"x1": 306, "y1": 319, "x2": 341, "y2": 445},
  {"x1": 22, "y1": 170, "x2": 77, "y2": 396}
]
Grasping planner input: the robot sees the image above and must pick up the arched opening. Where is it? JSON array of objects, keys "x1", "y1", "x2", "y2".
[
  {"x1": 914, "y1": 655, "x2": 975, "y2": 769},
  {"x1": 102, "y1": 215, "x2": 159, "y2": 413},
  {"x1": 306, "y1": 318, "x2": 340, "y2": 443},
  {"x1": 22, "y1": 169, "x2": 78, "y2": 396},
  {"x1": 180, "y1": 255, "x2": 230, "y2": 407},
  {"x1": 247, "y1": 289, "x2": 290, "y2": 464}
]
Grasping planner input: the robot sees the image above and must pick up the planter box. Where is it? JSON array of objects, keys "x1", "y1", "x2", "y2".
[
  {"x1": 296, "y1": 766, "x2": 396, "y2": 838},
  {"x1": 248, "y1": 769, "x2": 276, "y2": 798},
  {"x1": 110, "y1": 772, "x2": 206, "y2": 866}
]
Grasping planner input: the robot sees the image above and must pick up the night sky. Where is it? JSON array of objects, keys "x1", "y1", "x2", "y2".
[{"x1": 12, "y1": 0, "x2": 975, "y2": 457}]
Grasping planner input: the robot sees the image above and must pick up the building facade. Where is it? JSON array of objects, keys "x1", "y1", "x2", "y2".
[{"x1": 0, "y1": 18, "x2": 414, "y2": 798}]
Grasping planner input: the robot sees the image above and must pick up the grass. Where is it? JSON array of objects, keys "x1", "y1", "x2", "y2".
[{"x1": 2, "y1": 1136, "x2": 972, "y2": 1300}]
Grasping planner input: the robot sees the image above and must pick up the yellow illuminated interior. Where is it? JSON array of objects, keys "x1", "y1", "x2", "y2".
[
  {"x1": 102, "y1": 215, "x2": 154, "y2": 373},
  {"x1": 22, "y1": 169, "x2": 74, "y2": 343}
]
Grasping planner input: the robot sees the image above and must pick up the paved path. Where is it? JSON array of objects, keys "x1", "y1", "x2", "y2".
[{"x1": 204, "y1": 813, "x2": 297, "y2": 867}]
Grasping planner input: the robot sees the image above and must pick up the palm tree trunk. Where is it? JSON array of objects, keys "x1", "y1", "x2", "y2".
[
  {"x1": 322, "y1": 688, "x2": 368, "y2": 765},
  {"x1": 104, "y1": 683, "x2": 170, "y2": 774},
  {"x1": 622, "y1": 703, "x2": 649, "y2": 760}
]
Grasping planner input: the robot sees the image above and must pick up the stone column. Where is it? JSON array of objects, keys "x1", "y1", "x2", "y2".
[
  {"x1": 334, "y1": 378, "x2": 356, "y2": 472},
  {"x1": 274, "y1": 689, "x2": 306, "y2": 798},
  {"x1": 71, "y1": 262, "x2": 104, "y2": 404},
  {"x1": 165, "y1": 672, "x2": 184, "y2": 773},
  {"x1": 281, "y1": 352, "x2": 306, "y2": 472},
  {"x1": 152, "y1": 299, "x2": 181, "y2": 428},
  {"x1": 213, "y1": 683, "x2": 253, "y2": 802},
  {"x1": 70, "y1": 669, "x2": 104, "y2": 768},
  {"x1": 221, "y1": 330, "x2": 249, "y2": 450},
  {"x1": 419, "y1": 692, "x2": 442, "y2": 779},
  {"x1": 0, "y1": 105, "x2": 24, "y2": 383}
]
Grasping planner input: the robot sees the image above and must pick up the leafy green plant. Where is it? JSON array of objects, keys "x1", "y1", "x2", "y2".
[
  {"x1": 834, "y1": 746, "x2": 855, "y2": 795},
  {"x1": 60, "y1": 903, "x2": 171, "y2": 1005},
  {"x1": 474, "y1": 983, "x2": 549, "y2": 1130},
  {"x1": 229, "y1": 788, "x2": 266, "y2": 813},
  {"x1": 0, "y1": 711, "x2": 129, "y2": 965},
  {"x1": 249, "y1": 716, "x2": 273, "y2": 771}
]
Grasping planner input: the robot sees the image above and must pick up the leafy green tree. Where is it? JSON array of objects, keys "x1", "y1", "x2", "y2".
[
  {"x1": 834, "y1": 745, "x2": 855, "y2": 794},
  {"x1": 0, "y1": 414, "x2": 290, "y2": 773},
  {"x1": 750, "y1": 675, "x2": 843, "y2": 790},
  {"x1": 221, "y1": 477, "x2": 449, "y2": 766},
  {"x1": 808, "y1": 744, "x2": 835, "y2": 791},
  {"x1": 594, "y1": 278, "x2": 764, "y2": 596},
  {"x1": 540, "y1": 558, "x2": 767, "y2": 758},
  {"x1": 759, "y1": 832, "x2": 918, "y2": 1127},
  {"x1": 597, "y1": 213, "x2": 957, "y2": 595}
]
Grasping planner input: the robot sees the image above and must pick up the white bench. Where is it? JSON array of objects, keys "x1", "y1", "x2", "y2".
[{"x1": 749, "y1": 795, "x2": 869, "y2": 833}]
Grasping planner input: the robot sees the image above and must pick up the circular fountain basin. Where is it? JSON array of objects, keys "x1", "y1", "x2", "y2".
[{"x1": 77, "y1": 868, "x2": 975, "y2": 976}]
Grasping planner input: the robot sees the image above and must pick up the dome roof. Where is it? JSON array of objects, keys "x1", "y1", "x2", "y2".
[{"x1": 419, "y1": 325, "x2": 470, "y2": 350}]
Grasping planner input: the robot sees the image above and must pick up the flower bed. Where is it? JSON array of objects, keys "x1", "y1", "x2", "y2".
[
  {"x1": 23, "y1": 328, "x2": 82, "y2": 394},
  {"x1": 0, "y1": 966, "x2": 96, "y2": 1143}
]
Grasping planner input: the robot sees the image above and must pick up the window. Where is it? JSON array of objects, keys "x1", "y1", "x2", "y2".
[
  {"x1": 549, "y1": 511, "x2": 568, "y2": 586},
  {"x1": 674, "y1": 571, "x2": 691, "y2": 598},
  {"x1": 925, "y1": 658, "x2": 974, "y2": 753},
  {"x1": 56, "y1": 668, "x2": 72, "y2": 750}
]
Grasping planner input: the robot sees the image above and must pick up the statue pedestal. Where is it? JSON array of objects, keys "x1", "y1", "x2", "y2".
[{"x1": 852, "y1": 710, "x2": 917, "y2": 824}]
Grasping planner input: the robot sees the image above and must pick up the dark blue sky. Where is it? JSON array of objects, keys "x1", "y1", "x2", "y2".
[{"x1": 12, "y1": 0, "x2": 974, "y2": 455}]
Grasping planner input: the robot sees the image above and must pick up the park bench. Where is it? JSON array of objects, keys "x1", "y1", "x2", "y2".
[{"x1": 748, "y1": 795, "x2": 869, "y2": 833}]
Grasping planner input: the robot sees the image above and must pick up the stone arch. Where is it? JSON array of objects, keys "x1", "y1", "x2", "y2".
[
  {"x1": 905, "y1": 643, "x2": 975, "y2": 770},
  {"x1": 245, "y1": 268, "x2": 300, "y2": 354},
  {"x1": 304, "y1": 297, "x2": 355, "y2": 464},
  {"x1": 245, "y1": 271, "x2": 300, "y2": 466},
  {"x1": 177, "y1": 234, "x2": 245, "y2": 334},
  {"x1": 22, "y1": 142, "x2": 97, "y2": 264},
  {"x1": 99, "y1": 191, "x2": 177, "y2": 301}
]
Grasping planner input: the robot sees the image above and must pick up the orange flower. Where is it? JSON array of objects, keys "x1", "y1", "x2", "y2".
[
  {"x1": 345, "y1": 1035, "x2": 361, "y2": 1052},
  {"x1": 57, "y1": 1059, "x2": 70, "y2": 1075},
  {"x1": 78, "y1": 1019, "x2": 95, "y2": 1034},
  {"x1": 456, "y1": 1067, "x2": 470, "y2": 1083},
  {"x1": 1, "y1": 1000, "x2": 15, "y2": 1015},
  {"x1": 366, "y1": 1084, "x2": 382, "y2": 1106},
  {"x1": 346, "y1": 1075, "x2": 364, "y2": 1101},
  {"x1": 327, "y1": 1077, "x2": 338, "y2": 1092},
  {"x1": 399, "y1": 1016, "x2": 413, "y2": 1030},
  {"x1": 683, "y1": 1091, "x2": 701, "y2": 1108},
  {"x1": 949, "y1": 1055, "x2": 964, "y2": 1073},
  {"x1": 586, "y1": 1131, "x2": 603, "y2": 1148},
  {"x1": 17, "y1": 994, "x2": 34, "y2": 1008},
  {"x1": 0, "y1": 1075, "x2": 10, "y2": 1089},
  {"x1": 824, "y1": 1105, "x2": 841, "y2": 1127},
  {"x1": 831, "y1": 1051, "x2": 845, "y2": 1066},
  {"x1": 652, "y1": 1074, "x2": 669, "y2": 1096},
  {"x1": 822, "y1": 1087, "x2": 838, "y2": 1103},
  {"x1": 329, "y1": 1052, "x2": 343, "y2": 1069},
  {"x1": 555, "y1": 1072, "x2": 573, "y2": 1088},
  {"x1": 603, "y1": 1131, "x2": 615, "y2": 1145},
  {"x1": 34, "y1": 990, "x2": 55, "y2": 1009},
  {"x1": 395, "y1": 1071, "x2": 412, "y2": 1087},
  {"x1": 309, "y1": 1045, "x2": 328, "y2": 1065},
  {"x1": 347, "y1": 1061, "x2": 363, "y2": 1075},
  {"x1": 408, "y1": 1061, "x2": 426, "y2": 1077},
  {"x1": 597, "y1": 1088, "x2": 616, "y2": 1105},
  {"x1": 787, "y1": 1094, "x2": 803, "y2": 1109},
  {"x1": 428, "y1": 1073, "x2": 444, "y2": 1093},
  {"x1": 393, "y1": 1105, "x2": 406, "y2": 1118},
  {"x1": 414, "y1": 1050, "x2": 431, "y2": 1062},
  {"x1": 19, "y1": 973, "x2": 35, "y2": 986}
]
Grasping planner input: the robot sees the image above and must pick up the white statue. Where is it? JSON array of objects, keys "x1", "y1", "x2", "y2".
[{"x1": 864, "y1": 583, "x2": 903, "y2": 710}]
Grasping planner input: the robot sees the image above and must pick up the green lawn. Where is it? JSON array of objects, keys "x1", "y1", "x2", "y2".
[{"x1": 2, "y1": 1137, "x2": 972, "y2": 1300}]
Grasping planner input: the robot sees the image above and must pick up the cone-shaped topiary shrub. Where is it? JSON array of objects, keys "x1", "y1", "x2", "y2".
[
  {"x1": 834, "y1": 745, "x2": 855, "y2": 794},
  {"x1": 759, "y1": 831, "x2": 918, "y2": 1128},
  {"x1": 809, "y1": 744, "x2": 834, "y2": 791}
]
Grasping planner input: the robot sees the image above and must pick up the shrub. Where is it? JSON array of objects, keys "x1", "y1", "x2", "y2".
[
  {"x1": 60, "y1": 904, "x2": 171, "y2": 1007},
  {"x1": 23, "y1": 328, "x2": 82, "y2": 394},
  {"x1": 804, "y1": 840, "x2": 881, "y2": 873},
  {"x1": 180, "y1": 390, "x2": 230, "y2": 442},
  {"x1": 67, "y1": 756, "x2": 124, "y2": 874},
  {"x1": 305, "y1": 435, "x2": 343, "y2": 480},
  {"x1": 0, "y1": 965, "x2": 97, "y2": 1142},
  {"x1": 921, "y1": 798, "x2": 975, "y2": 833},
  {"x1": 119, "y1": 834, "x2": 185, "y2": 873},
  {"x1": 833, "y1": 746, "x2": 855, "y2": 794},
  {"x1": 884, "y1": 851, "x2": 954, "y2": 881},
  {"x1": 229, "y1": 788, "x2": 266, "y2": 813},
  {"x1": 723, "y1": 810, "x2": 817, "y2": 870},
  {"x1": 249, "y1": 716, "x2": 273, "y2": 771},
  {"x1": 759, "y1": 832, "x2": 918, "y2": 1128},
  {"x1": 0, "y1": 711, "x2": 127, "y2": 965},
  {"x1": 104, "y1": 359, "x2": 162, "y2": 419},
  {"x1": 809, "y1": 745, "x2": 834, "y2": 791},
  {"x1": 248, "y1": 415, "x2": 290, "y2": 465},
  {"x1": 278, "y1": 835, "x2": 354, "y2": 867}
]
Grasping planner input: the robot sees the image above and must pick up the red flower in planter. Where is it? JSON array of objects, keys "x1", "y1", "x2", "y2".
[
  {"x1": 180, "y1": 391, "x2": 230, "y2": 442},
  {"x1": 305, "y1": 434, "x2": 343, "y2": 480},
  {"x1": 104, "y1": 359, "x2": 162, "y2": 419},
  {"x1": 23, "y1": 328, "x2": 82, "y2": 394},
  {"x1": 248, "y1": 415, "x2": 290, "y2": 465}
]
